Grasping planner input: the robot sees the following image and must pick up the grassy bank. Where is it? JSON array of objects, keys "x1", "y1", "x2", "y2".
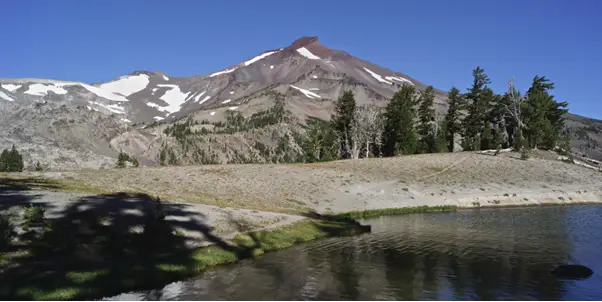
[
  {"x1": 335, "y1": 205, "x2": 458, "y2": 220},
  {"x1": 0, "y1": 216, "x2": 369, "y2": 301}
]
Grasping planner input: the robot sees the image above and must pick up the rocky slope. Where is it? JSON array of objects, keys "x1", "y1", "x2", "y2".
[{"x1": 1, "y1": 36, "x2": 600, "y2": 170}]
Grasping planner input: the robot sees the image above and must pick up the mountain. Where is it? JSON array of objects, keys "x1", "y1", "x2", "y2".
[{"x1": 1, "y1": 36, "x2": 600, "y2": 170}]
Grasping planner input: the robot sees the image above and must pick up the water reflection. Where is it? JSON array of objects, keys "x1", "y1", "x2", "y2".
[{"x1": 109, "y1": 205, "x2": 602, "y2": 301}]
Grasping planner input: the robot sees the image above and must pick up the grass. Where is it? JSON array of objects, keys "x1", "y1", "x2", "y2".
[
  {"x1": 0, "y1": 217, "x2": 369, "y2": 301},
  {"x1": 335, "y1": 205, "x2": 458, "y2": 220}
]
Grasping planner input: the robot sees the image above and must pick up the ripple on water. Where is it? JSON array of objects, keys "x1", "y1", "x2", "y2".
[{"x1": 108, "y1": 205, "x2": 602, "y2": 301}]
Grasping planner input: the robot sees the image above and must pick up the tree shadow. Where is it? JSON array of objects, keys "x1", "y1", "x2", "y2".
[
  {"x1": 0, "y1": 177, "x2": 57, "y2": 211},
  {"x1": 0, "y1": 178, "x2": 273, "y2": 300}
]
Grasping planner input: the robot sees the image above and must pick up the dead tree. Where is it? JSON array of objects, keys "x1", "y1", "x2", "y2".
[{"x1": 351, "y1": 104, "x2": 384, "y2": 159}]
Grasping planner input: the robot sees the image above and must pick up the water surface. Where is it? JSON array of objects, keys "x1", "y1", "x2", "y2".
[{"x1": 111, "y1": 205, "x2": 602, "y2": 300}]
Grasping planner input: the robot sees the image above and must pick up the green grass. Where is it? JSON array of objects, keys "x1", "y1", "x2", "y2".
[
  {"x1": 0, "y1": 218, "x2": 369, "y2": 301},
  {"x1": 335, "y1": 205, "x2": 458, "y2": 220}
]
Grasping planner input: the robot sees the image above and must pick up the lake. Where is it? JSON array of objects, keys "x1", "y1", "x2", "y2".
[{"x1": 108, "y1": 205, "x2": 602, "y2": 300}]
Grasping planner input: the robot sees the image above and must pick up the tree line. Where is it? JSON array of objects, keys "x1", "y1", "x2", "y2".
[{"x1": 303, "y1": 66, "x2": 569, "y2": 161}]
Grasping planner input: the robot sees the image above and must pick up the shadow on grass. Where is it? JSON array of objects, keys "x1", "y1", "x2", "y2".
[
  {"x1": 0, "y1": 177, "x2": 273, "y2": 300},
  {"x1": 0, "y1": 177, "x2": 371, "y2": 300}
]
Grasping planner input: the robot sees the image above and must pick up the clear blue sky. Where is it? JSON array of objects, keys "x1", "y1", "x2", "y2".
[{"x1": 2, "y1": 0, "x2": 601, "y2": 119}]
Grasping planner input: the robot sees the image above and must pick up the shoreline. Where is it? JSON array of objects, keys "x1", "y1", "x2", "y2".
[
  {"x1": 2, "y1": 151, "x2": 602, "y2": 300},
  {"x1": 2, "y1": 189, "x2": 602, "y2": 300}
]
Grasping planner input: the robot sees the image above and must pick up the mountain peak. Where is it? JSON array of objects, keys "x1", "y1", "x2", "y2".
[{"x1": 289, "y1": 36, "x2": 319, "y2": 49}]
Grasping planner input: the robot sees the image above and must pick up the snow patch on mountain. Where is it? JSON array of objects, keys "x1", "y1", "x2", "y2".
[
  {"x1": 363, "y1": 68, "x2": 393, "y2": 85},
  {"x1": 198, "y1": 95, "x2": 211, "y2": 105},
  {"x1": 121, "y1": 118, "x2": 132, "y2": 123},
  {"x1": 228, "y1": 106, "x2": 238, "y2": 110},
  {"x1": 309, "y1": 88, "x2": 319, "y2": 91},
  {"x1": 230, "y1": 91, "x2": 234, "y2": 94},
  {"x1": 24, "y1": 80, "x2": 130, "y2": 101},
  {"x1": 0, "y1": 91, "x2": 14, "y2": 101},
  {"x1": 244, "y1": 51, "x2": 278, "y2": 66},
  {"x1": 270, "y1": 65, "x2": 274, "y2": 69},
  {"x1": 210, "y1": 111, "x2": 216, "y2": 116},
  {"x1": 146, "y1": 102, "x2": 162, "y2": 110},
  {"x1": 209, "y1": 66, "x2": 238, "y2": 78},
  {"x1": 385, "y1": 75, "x2": 414, "y2": 85},
  {"x1": 153, "y1": 116, "x2": 164, "y2": 121},
  {"x1": 1, "y1": 84, "x2": 22, "y2": 92},
  {"x1": 90, "y1": 101, "x2": 125, "y2": 114},
  {"x1": 193, "y1": 91, "x2": 207, "y2": 103},
  {"x1": 162, "y1": 75, "x2": 169, "y2": 81},
  {"x1": 222, "y1": 99, "x2": 231, "y2": 104},
  {"x1": 98, "y1": 74, "x2": 150, "y2": 96},
  {"x1": 296, "y1": 47, "x2": 321, "y2": 60},
  {"x1": 157, "y1": 84, "x2": 177, "y2": 88},
  {"x1": 290, "y1": 85, "x2": 321, "y2": 99},
  {"x1": 151, "y1": 88, "x2": 159, "y2": 95},
  {"x1": 312, "y1": 75, "x2": 318, "y2": 79},
  {"x1": 159, "y1": 86, "x2": 190, "y2": 113},
  {"x1": 25, "y1": 83, "x2": 69, "y2": 96}
]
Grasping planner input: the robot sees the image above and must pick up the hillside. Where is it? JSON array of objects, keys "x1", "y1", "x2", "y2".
[{"x1": 1, "y1": 36, "x2": 601, "y2": 170}]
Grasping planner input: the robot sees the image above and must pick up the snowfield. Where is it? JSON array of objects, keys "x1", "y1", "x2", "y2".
[
  {"x1": 0, "y1": 91, "x2": 14, "y2": 101},
  {"x1": 363, "y1": 68, "x2": 393, "y2": 85},
  {"x1": 159, "y1": 86, "x2": 190, "y2": 113},
  {"x1": 296, "y1": 47, "x2": 321, "y2": 60},
  {"x1": 385, "y1": 75, "x2": 414, "y2": 85},
  {"x1": 290, "y1": 85, "x2": 321, "y2": 99},
  {"x1": 209, "y1": 66, "x2": 238, "y2": 77},
  {"x1": 198, "y1": 95, "x2": 211, "y2": 105},
  {"x1": 1, "y1": 84, "x2": 22, "y2": 92},
  {"x1": 98, "y1": 74, "x2": 150, "y2": 97},
  {"x1": 244, "y1": 51, "x2": 279, "y2": 66},
  {"x1": 25, "y1": 83, "x2": 68, "y2": 96}
]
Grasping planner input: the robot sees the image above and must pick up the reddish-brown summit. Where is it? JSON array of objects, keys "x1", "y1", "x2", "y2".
[
  {"x1": 287, "y1": 36, "x2": 336, "y2": 59},
  {"x1": 288, "y1": 36, "x2": 319, "y2": 49}
]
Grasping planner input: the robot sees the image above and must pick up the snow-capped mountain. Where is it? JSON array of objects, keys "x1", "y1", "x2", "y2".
[
  {"x1": 0, "y1": 36, "x2": 600, "y2": 170},
  {"x1": 1, "y1": 37, "x2": 446, "y2": 124}
]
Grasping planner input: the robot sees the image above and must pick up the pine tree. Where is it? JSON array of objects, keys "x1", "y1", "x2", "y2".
[
  {"x1": 117, "y1": 151, "x2": 129, "y2": 168},
  {"x1": 444, "y1": 87, "x2": 463, "y2": 152},
  {"x1": 434, "y1": 120, "x2": 449, "y2": 153},
  {"x1": 331, "y1": 91, "x2": 357, "y2": 159},
  {"x1": 382, "y1": 84, "x2": 419, "y2": 156},
  {"x1": 524, "y1": 76, "x2": 568, "y2": 150},
  {"x1": 462, "y1": 66, "x2": 491, "y2": 151},
  {"x1": 417, "y1": 86, "x2": 436, "y2": 153},
  {"x1": 0, "y1": 145, "x2": 24, "y2": 172},
  {"x1": 35, "y1": 161, "x2": 42, "y2": 171}
]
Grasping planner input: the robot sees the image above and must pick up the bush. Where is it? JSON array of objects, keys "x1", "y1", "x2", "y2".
[
  {"x1": 0, "y1": 215, "x2": 16, "y2": 249},
  {"x1": 520, "y1": 148, "x2": 530, "y2": 160},
  {"x1": 23, "y1": 204, "x2": 46, "y2": 228},
  {"x1": 116, "y1": 151, "x2": 139, "y2": 168}
]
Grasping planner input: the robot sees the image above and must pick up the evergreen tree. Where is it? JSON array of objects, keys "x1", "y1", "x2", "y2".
[
  {"x1": 417, "y1": 86, "x2": 436, "y2": 153},
  {"x1": 382, "y1": 84, "x2": 419, "y2": 156},
  {"x1": 444, "y1": 87, "x2": 463, "y2": 152},
  {"x1": 116, "y1": 151, "x2": 129, "y2": 168},
  {"x1": 35, "y1": 161, "x2": 42, "y2": 172},
  {"x1": 303, "y1": 119, "x2": 338, "y2": 163},
  {"x1": 331, "y1": 91, "x2": 357, "y2": 159},
  {"x1": 0, "y1": 145, "x2": 24, "y2": 172},
  {"x1": 434, "y1": 120, "x2": 449, "y2": 153},
  {"x1": 462, "y1": 66, "x2": 491, "y2": 151},
  {"x1": 524, "y1": 76, "x2": 568, "y2": 150}
]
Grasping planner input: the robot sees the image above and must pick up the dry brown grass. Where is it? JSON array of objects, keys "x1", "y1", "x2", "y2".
[{"x1": 11, "y1": 151, "x2": 602, "y2": 214}]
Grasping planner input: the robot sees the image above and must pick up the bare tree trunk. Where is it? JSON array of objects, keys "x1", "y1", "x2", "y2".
[{"x1": 365, "y1": 140, "x2": 370, "y2": 158}]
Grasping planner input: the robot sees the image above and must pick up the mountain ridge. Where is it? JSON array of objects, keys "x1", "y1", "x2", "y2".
[{"x1": 1, "y1": 36, "x2": 601, "y2": 170}]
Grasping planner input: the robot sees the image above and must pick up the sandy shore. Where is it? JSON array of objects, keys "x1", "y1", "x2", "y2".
[{"x1": 3, "y1": 150, "x2": 601, "y2": 245}]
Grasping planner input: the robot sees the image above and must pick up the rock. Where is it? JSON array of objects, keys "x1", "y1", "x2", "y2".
[{"x1": 551, "y1": 264, "x2": 593, "y2": 280}]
